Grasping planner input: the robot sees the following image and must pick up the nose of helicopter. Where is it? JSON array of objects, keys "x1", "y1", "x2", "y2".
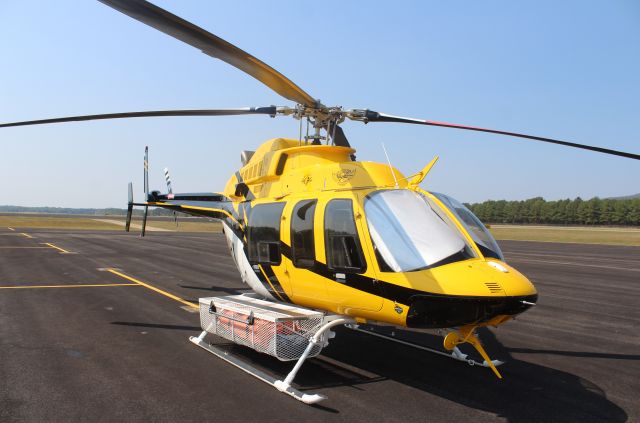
[
  {"x1": 482, "y1": 259, "x2": 538, "y2": 297},
  {"x1": 405, "y1": 259, "x2": 538, "y2": 329}
]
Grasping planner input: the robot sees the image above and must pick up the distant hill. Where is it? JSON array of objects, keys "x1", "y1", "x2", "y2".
[
  {"x1": 0, "y1": 205, "x2": 180, "y2": 217},
  {"x1": 606, "y1": 193, "x2": 640, "y2": 200}
]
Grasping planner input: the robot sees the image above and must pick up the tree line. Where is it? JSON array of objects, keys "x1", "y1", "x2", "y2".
[{"x1": 465, "y1": 197, "x2": 640, "y2": 226}]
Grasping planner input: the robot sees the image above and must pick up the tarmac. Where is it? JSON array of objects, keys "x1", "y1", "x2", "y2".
[{"x1": 0, "y1": 227, "x2": 638, "y2": 422}]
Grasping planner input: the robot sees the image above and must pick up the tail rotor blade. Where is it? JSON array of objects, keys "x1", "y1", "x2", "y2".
[{"x1": 125, "y1": 182, "x2": 134, "y2": 232}]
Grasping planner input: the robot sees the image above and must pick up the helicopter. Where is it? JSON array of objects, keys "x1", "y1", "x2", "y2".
[{"x1": 2, "y1": 0, "x2": 639, "y2": 404}]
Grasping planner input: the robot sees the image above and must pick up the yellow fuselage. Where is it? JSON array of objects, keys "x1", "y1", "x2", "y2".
[{"x1": 213, "y1": 138, "x2": 538, "y2": 328}]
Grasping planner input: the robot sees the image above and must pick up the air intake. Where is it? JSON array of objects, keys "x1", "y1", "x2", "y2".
[{"x1": 484, "y1": 282, "x2": 504, "y2": 294}]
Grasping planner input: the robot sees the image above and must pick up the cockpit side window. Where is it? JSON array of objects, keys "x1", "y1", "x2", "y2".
[
  {"x1": 431, "y1": 192, "x2": 505, "y2": 261},
  {"x1": 247, "y1": 203, "x2": 285, "y2": 265},
  {"x1": 291, "y1": 199, "x2": 316, "y2": 269},
  {"x1": 324, "y1": 199, "x2": 366, "y2": 273}
]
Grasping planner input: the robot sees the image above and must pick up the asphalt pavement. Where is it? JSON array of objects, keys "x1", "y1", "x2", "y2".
[{"x1": 0, "y1": 227, "x2": 638, "y2": 422}]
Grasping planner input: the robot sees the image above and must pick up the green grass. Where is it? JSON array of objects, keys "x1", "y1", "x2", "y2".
[
  {"x1": 127, "y1": 217, "x2": 221, "y2": 232},
  {"x1": 0, "y1": 215, "x2": 124, "y2": 230},
  {"x1": 489, "y1": 224, "x2": 640, "y2": 246},
  {"x1": 3, "y1": 215, "x2": 638, "y2": 245},
  {"x1": 0, "y1": 215, "x2": 221, "y2": 232}
]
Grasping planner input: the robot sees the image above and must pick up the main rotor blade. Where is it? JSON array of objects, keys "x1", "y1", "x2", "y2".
[
  {"x1": 0, "y1": 107, "x2": 276, "y2": 128},
  {"x1": 362, "y1": 111, "x2": 640, "y2": 161},
  {"x1": 98, "y1": 0, "x2": 317, "y2": 107}
]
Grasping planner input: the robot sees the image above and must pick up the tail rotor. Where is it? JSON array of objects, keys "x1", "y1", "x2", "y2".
[{"x1": 125, "y1": 182, "x2": 133, "y2": 232}]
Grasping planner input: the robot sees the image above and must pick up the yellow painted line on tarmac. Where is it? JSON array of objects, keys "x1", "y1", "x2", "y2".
[
  {"x1": 106, "y1": 268, "x2": 197, "y2": 308},
  {"x1": 7, "y1": 227, "x2": 15, "y2": 231},
  {"x1": 42, "y1": 242, "x2": 72, "y2": 254},
  {"x1": 0, "y1": 283, "x2": 139, "y2": 289},
  {"x1": 20, "y1": 232, "x2": 33, "y2": 238},
  {"x1": 0, "y1": 246, "x2": 50, "y2": 249}
]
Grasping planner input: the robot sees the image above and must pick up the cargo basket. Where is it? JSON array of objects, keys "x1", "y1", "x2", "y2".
[{"x1": 198, "y1": 295, "x2": 325, "y2": 361}]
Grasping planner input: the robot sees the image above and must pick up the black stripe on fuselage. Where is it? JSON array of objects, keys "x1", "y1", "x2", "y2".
[
  {"x1": 279, "y1": 240, "x2": 536, "y2": 317},
  {"x1": 235, "y1": 171, "x2": 256, "y2": 201},
  {"x1": 260, "y1": 264, "x2": 291, "y2": 303},
  {"x1": 250, "y1": 263, "x2": 283, "y2": 301},
  {"x1": 236, "y1": 209, "x2": 536, "y2": 326}
]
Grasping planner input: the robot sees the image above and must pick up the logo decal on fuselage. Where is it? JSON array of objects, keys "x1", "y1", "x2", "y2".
[{"x1": 334, "y1": 168, "x2": 356, "y2": 185}]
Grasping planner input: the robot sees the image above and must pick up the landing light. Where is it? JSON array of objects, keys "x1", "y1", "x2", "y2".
[{"x1": 487, "y1": 261, "x2": 509, "y2": 273}]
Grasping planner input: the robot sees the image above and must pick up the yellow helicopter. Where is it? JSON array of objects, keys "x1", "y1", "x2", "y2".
[{"x1": 2, "y1": 0, "x2": 639, "y2": 404}]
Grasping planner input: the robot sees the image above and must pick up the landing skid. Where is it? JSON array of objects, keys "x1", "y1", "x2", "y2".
[
  {"x1": 347, "y1": 324, "x2": 504, "y2": 370},
  {"x1": 190, "y1": 314, "x2": 355, "y2": 405},
  {"x1": 189, "y1": 334, "x2": 325, "y2": 404}
]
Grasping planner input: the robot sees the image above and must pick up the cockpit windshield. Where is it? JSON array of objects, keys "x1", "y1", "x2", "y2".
[
  {"x1": 432, "y1": 192, "x2": 505, "y2": 261},
  {"x1": 364, "y1": 190, "x2": 476, "y2": 272}
]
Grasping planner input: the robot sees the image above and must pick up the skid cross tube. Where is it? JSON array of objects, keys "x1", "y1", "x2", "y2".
[
  {"x1": 275, "y1": 316, "x2": 355, "y2": 394},
  {"x1": 190, "y1": 315, "x2": 355, "y2": 404}
]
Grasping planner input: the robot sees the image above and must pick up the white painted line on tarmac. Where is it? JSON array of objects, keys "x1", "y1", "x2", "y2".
[
  {"x1": 180, "y1": 305, "x2": 199, "y2": 313},
  {"x1": 92, "y1": 219, "x2": 171, "y2": 232},
  {"x1": 508, "y1": 257, "x2": 640, "y2": 273}
]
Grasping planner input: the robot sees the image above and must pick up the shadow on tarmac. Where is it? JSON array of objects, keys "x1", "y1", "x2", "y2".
[
  {"x1": 179, "y1": 284, "x2": 251, "y2": 295},
  {"x1": 209, "y1": 326, "x2": 627, "y2": 422},
  {"x1": 110, "y1": 321, "x2": 201, "y2": 331}
]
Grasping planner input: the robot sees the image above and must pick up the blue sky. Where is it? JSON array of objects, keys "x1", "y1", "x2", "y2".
[{"x1": 1, "y1": 1, "x2": 639, "y2": 208}]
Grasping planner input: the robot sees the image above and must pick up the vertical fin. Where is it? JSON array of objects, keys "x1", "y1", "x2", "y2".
[
  {"x1": 144, "y1": 146, "x2": 149, "y2": 197},
  {"x1": 163, "y1": 167, "x2": 178, "y2": 227},
  {"x1": 163, "y1": 167, "x2": 173, "y2": 194},
  {"x1": 141, "y1": 146, "x2": 149, "y2": 237}
]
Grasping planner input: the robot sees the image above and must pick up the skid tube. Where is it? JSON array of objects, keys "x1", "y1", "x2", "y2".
[
  {"x1": 189, "y1": 316, "x2": 356, "y2": 405},
  {"x1": 346, "y1": 324, "x2": 504, "y2": 370}
]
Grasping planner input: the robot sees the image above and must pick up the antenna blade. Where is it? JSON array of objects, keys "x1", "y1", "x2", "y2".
[
  {"x1": 409, "y1": 156, "x2": 439, "y2": 186},
  {"x1": 0, "y1": 107, "x2": 277, "y2": 129},
  {"x1": 98, "y1": 0, "x2": 317, "y2": 107},
  {"x1": 359, "y1": 110, "x2": 640, "y2": 161}
]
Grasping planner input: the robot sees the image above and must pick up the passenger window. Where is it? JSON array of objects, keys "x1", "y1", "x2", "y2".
[
  {"x1": 324, "y1": 199, "x2": 366, "y2": 272},
  {"x1": 247, "y1": 203, "x2": 285, "y2": 265},
  {"x1": 291, "y1": 200, "x2": 317, "y2": 268}
]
